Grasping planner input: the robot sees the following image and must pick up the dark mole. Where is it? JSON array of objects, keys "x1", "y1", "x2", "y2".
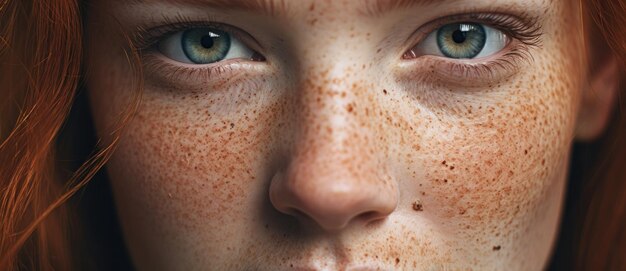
[
  {"x1": 412, "y1": 200, "x2": 423, "y2": 211},
  {"x1": 493, "y1": 245, "x2": 501, "y2": 251},
  {"x1": 346, "y1": 104, "x2": 354, "y2": 113},
  {"x1": 395, "y1": 258, "x2": 400, "y2": 264},
  {"x1": 230, "y1": 123, "x2": 235, "y2": 129},
  {"x1": 442, "y1": 160, "x2": 446, "y2": 165},
  {"x1": 383, "y1": 89, "x2": 388, "y2": 95}
]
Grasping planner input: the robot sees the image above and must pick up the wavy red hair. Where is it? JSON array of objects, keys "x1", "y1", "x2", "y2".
[{"x1": 0, "y1": 0, "x2": 624, "y2": 270}]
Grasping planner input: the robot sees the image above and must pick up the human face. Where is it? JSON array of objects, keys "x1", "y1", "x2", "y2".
[{"x1": 86, "y1": 0, "x2": 586, "y2": 269}]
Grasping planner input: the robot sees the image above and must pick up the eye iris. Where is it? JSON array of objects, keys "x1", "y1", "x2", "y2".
[
  {"x1": 182, "y1": 28, "x2": 231, "y2": 64},
  {"x1": 437, "y1": 23, "x2": 486, "y2": 59}
]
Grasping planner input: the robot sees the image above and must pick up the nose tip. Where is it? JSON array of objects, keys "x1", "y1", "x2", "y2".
[{"x1": 269, "y1": 169, "x2": 397, "y2": 231}]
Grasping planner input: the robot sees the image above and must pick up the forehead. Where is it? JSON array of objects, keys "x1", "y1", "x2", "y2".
[
  {"x1": 125, "y1": 0, "x2": 446, "y2": 14},
  {"x1": 120, "y1": 0, "x2": 549, "y2": 18}
]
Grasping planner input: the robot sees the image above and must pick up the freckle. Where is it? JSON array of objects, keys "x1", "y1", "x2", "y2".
[
  {"x1": 542, "y1": 159, "x2": 545, "y2": 165},
  {"x1": 395, "y1": 258, "x2": 400, "y2": 265},
  {"x1": 441, "y1": 160, "x2": 446, "y2": 165},
  {"x1": 450, "y1": 166, "x2": 454, "y2": 170},
  {"x1": 412, "y1": 144, "x2": 420, "y2": 151},
  {"x1": 493, "y1": 245, "x2": 501, "y2": 251},
  {"x1": 412, "y1": 200, "x2": 424, "y2": 211}
]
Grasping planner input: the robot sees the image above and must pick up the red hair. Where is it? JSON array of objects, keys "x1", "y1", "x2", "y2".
[
  {"x1": 0, "y1": 0, "x2": 624, "y2": 269},
  {"x1": 0, "y1": 0, "x2": 139, "y2": 269},
  {"x1": 0, "y1": 0, "x2": 82, "y2": 269},
  {"x1": 571, "y1": 0, "x2": 626, "y2": 269}
]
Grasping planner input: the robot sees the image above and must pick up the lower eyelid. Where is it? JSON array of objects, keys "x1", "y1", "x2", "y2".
[
  {"x1": 142, "y1": 53, "x2": 238, "y2": 89},
  {"x1": 140, "y1": 52, "x2": 268, "y2": 92},
  {"x1": 399, "y1": 42, "x2": 531, "y2": 86}
]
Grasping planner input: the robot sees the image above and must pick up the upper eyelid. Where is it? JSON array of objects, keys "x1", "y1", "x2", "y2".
[
  {"x1": 404, "y1": 12, "x2": 543, "y2": 51},
  {"x1": 131, "y1": 20, "x2": 264, "y2": 54}
]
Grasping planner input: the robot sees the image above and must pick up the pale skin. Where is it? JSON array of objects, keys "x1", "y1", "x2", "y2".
[{"x1": 85, "y1": 0, "x2": 619, "y2": 270}]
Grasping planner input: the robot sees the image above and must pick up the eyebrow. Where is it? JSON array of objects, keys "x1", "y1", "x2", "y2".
[
  {"x1": 128, "y1": 0, "x2": 442, "y2": 17},
  {"x1": 364, "y1": 0, "x2": 441, "y2": 16}
]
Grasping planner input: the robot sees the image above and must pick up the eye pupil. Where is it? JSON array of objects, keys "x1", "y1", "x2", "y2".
[
  {"x1": 200, "y1": 35, "x2": 215, "y2": 48},
  {"x1": 452, "y1": 30, "x2": 466, "y2": 44}
]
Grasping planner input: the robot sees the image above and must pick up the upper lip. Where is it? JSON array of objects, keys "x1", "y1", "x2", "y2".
[
  {"x1": 346, "y1": 265, "x2": 389, "y2": 271},
  {"x1": 284, "y1": 264, "x2": 388, "y2": 271}
]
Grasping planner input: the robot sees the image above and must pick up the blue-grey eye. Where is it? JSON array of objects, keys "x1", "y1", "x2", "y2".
[
  {"x1": 437, "y1": 23, "x2": 486, "y2": 59},
  {"x1": 158, "y1": 27, "x2": 256, "y2": 64},
  {"x1": 410, "y1": 23, "x2": 509, "y2": 59}
]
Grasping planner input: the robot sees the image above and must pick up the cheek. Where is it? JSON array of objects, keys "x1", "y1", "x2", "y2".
[
  {"x1": 416, "y1": 105, "x2": 566, "y2": 223},
  {"x1": 92, "y1": 77, "x2": 287, "y2": 265},
  {"x1": 124, "y1": 100, "x2": 281, "y2": 208},
  {"x1": 390, "y1": 50, "x2": 579, "y2": 257}
]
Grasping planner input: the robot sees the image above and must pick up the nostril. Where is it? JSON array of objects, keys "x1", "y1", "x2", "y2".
[
  {"x1": 287, "y1": 208, "x2": 307, "y2": 218},
  {"x1": 357, "y1": 211, "x2": 388, "y2": 226},
  {"x1": 282, "y1": 207, "x2": 315, "y2": 223},
  {"x1": 281, "y1": 206, "x2": 388, "y2": 231},
  {"x1": 282, "y1": 208, "x2": 330, "y2": 228},
  {"x1": 357, "y1": 211, "x2": 378, "y2": 220}
]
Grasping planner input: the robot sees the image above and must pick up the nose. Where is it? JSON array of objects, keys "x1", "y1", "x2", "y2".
[
  {"x1": 269, "y1": 68, "x2": 398, "y2": 231},
  {"x1": 269, "y1": 162, "x2": 398, "y2": 231}
]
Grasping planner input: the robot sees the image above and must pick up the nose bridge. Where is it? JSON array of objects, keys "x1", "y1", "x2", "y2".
[
  {"x1": 295, "y1": 60, "x2": 372, "y2": 180},
  {"x1": 268, "y1": 52, "x2": 398, "y2": 231},
  {"x1": 292, "y1": 24, "x2": 375, "y2": 154}
]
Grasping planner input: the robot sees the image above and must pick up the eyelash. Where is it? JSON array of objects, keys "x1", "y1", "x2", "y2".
[
  {"x1": 131, "y1": 14, "x2": 261, "y2": 84},
  {"x1": 405, "y1": 12, "x2": 542, "y2": 80},
  {"x1": 133, "y1": 14, "x2": 223, "y2": 50},
  {"x1": 131, "y1": 12, "x2": 542, "y2": 84}
]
